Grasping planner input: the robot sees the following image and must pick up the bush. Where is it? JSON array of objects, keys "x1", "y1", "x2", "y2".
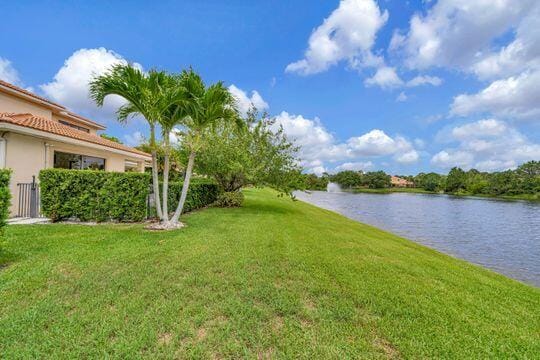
[
  {"x1": 214, "y1": 191, "x2": 244, "y2": 207},
  {"x1": 40, "y1": 169, "x2": 150, "y2": 222},
  {"x1": 0, "y1": 169, "x2": 11, "y2": 232},
  {"x1": 166, "y1": 179, "x2": 220, "y2": 213},
  {"x1": 40, "y1": 170, "x2": 220, "y2": 222}
]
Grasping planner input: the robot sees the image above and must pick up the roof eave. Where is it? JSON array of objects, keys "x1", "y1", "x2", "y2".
[{"x1": 0, "y1": 122, "x2": 151, "y2": 160}]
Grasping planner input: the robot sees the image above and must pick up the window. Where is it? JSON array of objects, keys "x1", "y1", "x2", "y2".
[
  {"x1": 54, "y1": 151, "x2": 105, "y2": 170},
  {"x1": 59, "y1": 120, "x2": 90, "y2": 133},
  {"x1": 125, "y1": 161, "x2": 139, "y2": 172}
]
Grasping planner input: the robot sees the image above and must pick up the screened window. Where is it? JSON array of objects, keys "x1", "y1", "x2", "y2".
[{"x1": 54, "y1": 151, "x2": 105, "y2": 170}]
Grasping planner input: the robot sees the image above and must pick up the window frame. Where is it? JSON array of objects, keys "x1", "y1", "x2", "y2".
[{"x1": 53, "y1": 151, "x2": 106, "y2": 171}]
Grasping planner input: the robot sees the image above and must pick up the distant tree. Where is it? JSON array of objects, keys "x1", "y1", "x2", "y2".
[
  {"x1": 303, "y1": 174, "x2": 329, "y2": 191},
  {"x1": 364, "y1": 171, "x2": 391, "y2": 189},
  {"x1": 465, "y1": 169, "x2": 489, "y2": 194},
  {"x1": 515, "y1": 161, "x2": 540, "y2": 194},
  {"x1": 487, "y1": 170, "x2": 517, "y2": 195},
  {"x1": 331, "y1": 170, "x2": 363, "y2": 188},
  {"x1": 445, "y1": 167, "x2": 467, "y2": 193},
  {"x1": 415, "y1": 172, "x2": 443, "y2": 192},
  {"x1": 99, "y1": 133, "x2": 122, "y2": 143}
]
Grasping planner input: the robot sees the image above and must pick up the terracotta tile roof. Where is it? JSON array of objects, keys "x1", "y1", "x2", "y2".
[
  {"x1": 0, "y1": 80, "x2": 105, "y2": 129},
  {"x1": 0, "y1": 80, "x2": 65, "y2": 109},
  {"x1": 0, "y1": 113, "x2": 150, "y2": 158}
]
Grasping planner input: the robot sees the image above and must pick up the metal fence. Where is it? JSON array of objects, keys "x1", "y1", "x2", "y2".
[{"x1": 17, "y1": 176, "x2": 41, "y2": 218}]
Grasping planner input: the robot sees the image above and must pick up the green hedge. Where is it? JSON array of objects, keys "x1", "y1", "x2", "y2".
[
  {"x1": 0, "y1": 169, "x2": 11, "y2": 231},
  {"x1": 148, "y1": 179, "x2": 220, "y2": 217},
  {"x1": 40, "y1": 169, "x2": 150, "y2": 222},
  {"x1": 40, "y1": 169, "x2": 220, "y2": 222}
]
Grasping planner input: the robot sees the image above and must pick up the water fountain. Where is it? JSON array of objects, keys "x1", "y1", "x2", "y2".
[{"x1": 326, "y1": 182, "x2": 342, "y2": 193}]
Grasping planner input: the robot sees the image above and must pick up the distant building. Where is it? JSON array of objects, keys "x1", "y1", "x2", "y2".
[{"x1": 390, "y1": 176, "x2": 414, "y2": 187}]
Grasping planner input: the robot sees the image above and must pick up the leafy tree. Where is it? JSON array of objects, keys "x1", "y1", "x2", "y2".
[
  {"x1": 364, "y1": 171, "x2": 391, "y2": 189},
  {"x1": 303, "y1": 174, "x2": 329, "y2": 191},
  {"x1": 192, "y1": 109, "x2": 301, "y2": 194},
  {"x1": 415, "y1": 172, "x2": 444, "y2": 192},
  {"x1": 465, "y1": 169, "x2": 489, "y2": 194},
  {"x1": 445, "y1": 167, "x2": 467, "y2": 193},
  {"x1": 515, "y1": 161, "x2": 540, "y2": 193},
  {"x1": 331, "y1": 171, "x2": 363, "y2": 188}
]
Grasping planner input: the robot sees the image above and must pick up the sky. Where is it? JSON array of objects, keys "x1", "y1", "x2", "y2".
[{"x1": 1, "y1": 0, "x2": 539, "y2": 175}]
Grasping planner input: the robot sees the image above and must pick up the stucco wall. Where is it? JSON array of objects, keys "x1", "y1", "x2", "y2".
[
  {"x1": 0, "y1": 93, "x2": 52, "y2": 118},
  {"x1": 4, "y1": 132, "x2": 146, "y2": 217}
]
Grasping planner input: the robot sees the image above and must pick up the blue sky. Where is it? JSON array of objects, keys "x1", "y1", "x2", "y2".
[{"x1": 1, "y1": 0, "x2": 539, "y2": 175}]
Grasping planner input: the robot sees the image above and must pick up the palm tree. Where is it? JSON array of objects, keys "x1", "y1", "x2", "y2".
[
  {"x1": 89, "y1": 64, "x2": 182, "y2": 223},
  {"x1": 169, "y1": 69, "x2": 238, "y2": 224}
]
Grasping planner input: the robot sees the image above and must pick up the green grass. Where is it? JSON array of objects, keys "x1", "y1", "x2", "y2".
[{"x1": 1, "y1": 188, "x2": 539, "y2": 358}]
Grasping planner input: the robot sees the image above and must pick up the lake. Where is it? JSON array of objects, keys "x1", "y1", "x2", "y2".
[{"x1": 294, "y1": 190, "x2": 540, "y2": 287}]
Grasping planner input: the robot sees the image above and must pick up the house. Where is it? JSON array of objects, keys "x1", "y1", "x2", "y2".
[
  {"x1": 390, "y1": 175, "x2": 414, "y2": 188},
  {"x1": 0, "y1": 80, "x2": 151, "y2": 217}
]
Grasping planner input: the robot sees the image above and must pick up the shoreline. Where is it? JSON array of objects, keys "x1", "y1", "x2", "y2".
[
  {"x1": 294, "y1": 190, "x2": 539, "y2": 287},
  {"x1": 340, "y1": 187, "x2": 539, "y2": 202}
]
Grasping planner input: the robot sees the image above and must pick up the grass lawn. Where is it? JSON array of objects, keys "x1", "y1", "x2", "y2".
[{"x1": 1, "y1": 188, "x2": 539, "y2": 358}]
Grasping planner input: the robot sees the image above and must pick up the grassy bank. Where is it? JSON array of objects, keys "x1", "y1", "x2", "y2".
[
  {"x1": 1, "y1": 188, "x2": 538, "y2": 358},
  {"x1": 351, "y1": 187, "x2": 539, "y2": 201}
]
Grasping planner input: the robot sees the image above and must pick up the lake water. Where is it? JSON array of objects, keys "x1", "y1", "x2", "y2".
[{"x1": 294, "y1": 190, "x2": 540, "y2": 287}]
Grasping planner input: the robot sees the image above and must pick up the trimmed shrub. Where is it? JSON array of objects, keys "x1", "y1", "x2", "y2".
[
  {"x1": 163, "y1": 179, "x2": 220, "y2": 214},
  {"x1": 0, "y1": 169, "x2": 11, "y2": 231},
  {"x1": 214, "y1": 191, "x2": 244, "y2": 207},
  {"x1": 40, "y1": 169, "x2": 150, "y2": 222},
  {"x1": 40, "y1": 169, "x2": 220, "y2": 222}
]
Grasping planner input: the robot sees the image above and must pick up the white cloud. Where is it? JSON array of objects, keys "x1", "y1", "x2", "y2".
[
  {"x1": 346, "y1": 130, "x2": 418, "y2": 164},
  {"x1": 285, "y1": 0, "x2": 388, "y2": 75},
  {"x1": 396, "y1": 91, "x2": 408, "y2": 102},
  {"x1": 228, "y1": 85, "x2": 269, "y2": 117},
  {"x1": 0, "y1": 57, "x2": 20, "y2": 85},
  {"x1": 450, "y1": 70, "x2": 540, "y2": 119},
  {"x1": 273, "y1": 111, "x2": 349, "y2": 173},
  {"x1": 431, "y1": 118, "x2": 540, "y2": 170},
  {"x1": 123, "y1": 131, "x2": 145, "y2": 147},
  {"x1": 335, "y1": 161, "x2": 373, "y2": 172},
  {"x1": 406, "y1": 75, "x2": 442, "y2": 87},
  {"x1": 431, "y1": 150, "x2": 474, "y2": 169},
  {"x1": 392, "y1": 0, "x2": 533, "y2": 70},
  {"x1": 470, "y1": 3, "x2": 540, "y2": 80},
  {"x1": 272, "y1": 112, "x2": 421, "y2": 173},
  {"x1": 40, "y1": 48, "x2": 142, "y2": 121},
  {"x1": 364, "y1": 66, "x2": 403, "y2": 89},
  {"x1": 450, "y1": 118, "x2": 507, "y2": 139},
  {"x1": 395, "y1": 149, "x2": 420, "y2": 164},
  {"x1": 347, "y1": 129, "x2": 398, "y2": 156}
]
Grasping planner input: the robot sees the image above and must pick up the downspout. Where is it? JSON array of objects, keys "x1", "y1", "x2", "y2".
[
  {"x1": 44, "y1": 142, "x2": 54, "y2": 169},
  {"x1": 0, "y1": 132, "x2": 8, "y2": 168}
]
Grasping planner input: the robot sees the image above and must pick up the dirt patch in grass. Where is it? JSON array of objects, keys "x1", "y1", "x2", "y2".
[{"x1": 157, "y1": 332, "x2": 173, "y2": 346}]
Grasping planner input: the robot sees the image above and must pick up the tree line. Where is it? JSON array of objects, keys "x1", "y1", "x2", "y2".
[{"x1": 302, "y1": 161, "x2": 540, "y2": 198}]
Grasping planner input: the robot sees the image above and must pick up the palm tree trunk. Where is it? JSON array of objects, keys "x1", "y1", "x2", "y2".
[
  {"x1": 170, "y1": 150, "x2": 196, "y2": 224},
  {"x1": 162, "y1": 139, "x2": 170, "y2": 220},
  {"x1": 149, "y1": 125, "x2": 163, "y2": 221}
]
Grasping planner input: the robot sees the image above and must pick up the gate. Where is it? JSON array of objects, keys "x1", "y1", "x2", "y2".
[{"x1": 17, "y1": 175, "x2": 41, "y2": 218}]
